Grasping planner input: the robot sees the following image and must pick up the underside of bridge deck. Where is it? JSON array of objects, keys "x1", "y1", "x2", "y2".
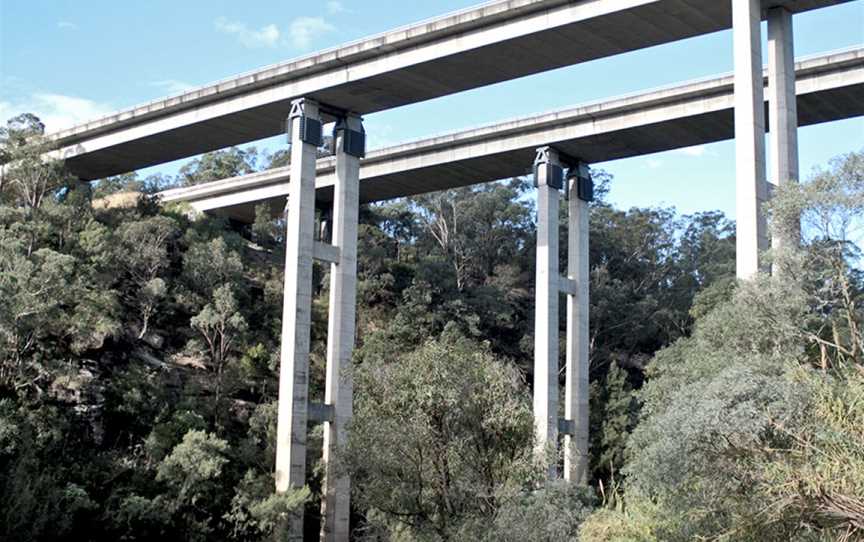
[
  {"x1": 51, "y1": 0, "x2": 853, "y2": 181},
  {"x1": 158, "y1": 48, "x2": 864, "y2": 223}
]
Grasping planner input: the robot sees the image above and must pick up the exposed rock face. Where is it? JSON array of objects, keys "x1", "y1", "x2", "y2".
[
  {"x1": 141, "y1": 333, "x2": 164, "y2": 350},
  {"x1": 50, "y1": 361, "x2": 106, "y2": 444},
  {"x1": 91, "y1": 191, "x2": 141, "y2": 210}
]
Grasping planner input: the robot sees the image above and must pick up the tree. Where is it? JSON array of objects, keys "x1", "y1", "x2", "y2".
[
  {"x1": 116, "y1": 215, "x2": 180, "y2": 338},
  {"x1": 345, "y1": 336, "x2": 537, "y2": 540},
  {"x1": 412, "y1": 180, "x2": 532, "y2": 291},
  {"x1": 0, "y1": 114, "x2": 67, "y2": 211},
  {"x1": 581, "y1": 150, "x2": 864, "y2": 541},
  {"x1": 156, "y1": 429, "x2": 230, "y2": 539},
  {"x1": 0, "y1": 231, "x2": 118, "y2": 395},
  {"x1": 190, "y1": 284, "x2": 248, "y2": 411},
  {"x1": 179, "y1": 147, "x2": 259, "y2": 186},
  {"x1": 591, "y1": 360, "x2": 639, "y2": 480},
  {"x1": 474, "y1": 481, "x2": 595, "y2": 542},
  {"x1": 251, "y1": 202, "x2": 281, "y2": 247},
  {"x1": 768, "y1": 148, "x2": 864, "y2": 367},
  {"x1": 92, "y1": 172, "x2": 143, "y2": 198},
  {"x1": 0, "y1": 121, "x2": 306, "y2": 541}
]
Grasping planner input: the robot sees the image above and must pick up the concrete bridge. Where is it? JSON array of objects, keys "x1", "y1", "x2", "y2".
[
  {"x1": 52, "y1": 0, "x2": 849, "y2": 181},
  {"x1": 46, "y1": 0, "x2": 864, "y2": 539},
  {"x1": 160, "y1": 48, "x2": 864, "y2": 221}
]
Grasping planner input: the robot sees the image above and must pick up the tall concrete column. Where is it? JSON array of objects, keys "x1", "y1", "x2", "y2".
[
  {"x1": 733, "y1": 0, "x2": 769, "y2": 279},
  {"x1": 533, "y1": 146, "x2": 561, "y2": 479},
  {"x1": 276, "y1": 98, "x2": 321, "y2": 540},
  {"x1": 767, "y1": 7, "x2": 800, "y2": 251},
  {"x1": 320, "y1": 114, "x2": 364, "y2": 541},
  {"x1": 564, "y1": 164, "x2": 591, "y2": 485}
]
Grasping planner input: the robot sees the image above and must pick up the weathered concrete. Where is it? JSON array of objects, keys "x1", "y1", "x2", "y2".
[
  {"x1": 275, "y1": 98, "x2": 320, "y2": 541},
  {"x1": 734, "y1": 0, "x2": 770, "y2": 279},
  {"x1": 319, "y1": 115, "x2": 362, "y2": 541},
  {"x1": 50, "y1": 0, "x2": 852, "y2": 180},
  {"x1": 564, "y1": 167, "x2": 590, "y2": 485},
  {"x1": 159, "y1": 48, "x2": 864, "y2": 222},
  {"x1": 533, "y1": 146, "x2": 561, "y2": 479},
  {"x1": 768, "y1": 7, "x2": 801, "y2": 251}
]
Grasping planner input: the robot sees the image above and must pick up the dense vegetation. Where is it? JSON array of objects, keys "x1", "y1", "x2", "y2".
[{"x1": 0, "y1": 112, "x2": 861, "y2": 541}]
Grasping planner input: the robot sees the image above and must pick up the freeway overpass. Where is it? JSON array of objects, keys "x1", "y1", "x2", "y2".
[
  {"x1": 159, "y1": 47, "x2": 864, "y2": 222},
  {"x1": 49, "y1": 0, "x2": 852, "y2": 180},
  {"x1": 43, "y1": 0, "x2": 861, "y2": 538}
]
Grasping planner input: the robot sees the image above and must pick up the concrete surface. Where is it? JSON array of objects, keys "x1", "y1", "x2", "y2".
[
  {"x1": 49, "y1": 0, "x2": 853, "y2": 180},
  {"x1": 275, "y1": 99, "x2": 320, "y2": 542},
  {"x1": 159, "y1": 48, "x2": 864, "y2": 222}
]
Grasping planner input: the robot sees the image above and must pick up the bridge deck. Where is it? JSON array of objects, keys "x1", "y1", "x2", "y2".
[
  {"x1": 158, "y1": 48, "x2": 864, "y2": 223},
  {"x1": 51, "y1": 0, "x2": 852, "y2": 180}
]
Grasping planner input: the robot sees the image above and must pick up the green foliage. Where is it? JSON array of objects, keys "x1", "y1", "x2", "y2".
[
  {"x1": 0, "y1": 113, "x2": 67, "y2": 210},
  {"x1": 116, "y1": 215, "x2": 180, "y2": 338},
  {"x1": 578, "y1": 498, "x2": 666, "y2": 542},
  {"x1": 179, "y1": 235, "x2": 246, "y2": 312},
  {"x1": 179, "y1": 147, "x2": 259, "y2": 186},
  {"x1": 109, "y1": 494, "x2": 172, "y2": 541},
  {"x1": 754, "y1": 366, "x2": 864, "y2": 536},
  {"x1": 591, "y1": 361, "x2": 639, "y2": 477},
  {"x1": 157, "y1": 430, "x2": 229, "y2": 506},
  {"x1": 0, "y1": 404, "x2": 100, "y2": 542},
  {"x1": 11, "y1": 110, "x2": 846, "y2": 541},
  {"x1": 0, "y1": 218, "x2": 120, "y2": 393},
  {"x1": 226, "y1": 471, "x2": 310, "y2": 540},
  {"x1": 346, "y1": 336, "x2": 538, "y2": 540},
  {"x1": 92, "y1": 173, "x2": 143, "y2": 198},
  {"x1": 768, "y1": 148, "x2": 864, "y2": 368},
  {"x1": 145, "y1": 410, "x2": 208, "y2": 462},
  {"x1": 190, "y1": 284, "x2": 248, "y2": 369},
  {"x1": 582, "y1": 151, "x2": 864, "y2": 542},
  {"x1": 472, "y1": 481, "x2": 596, "y2": 542},
  {"x1": 0, "y1": 113, "x2": 301, "y2": 541}
]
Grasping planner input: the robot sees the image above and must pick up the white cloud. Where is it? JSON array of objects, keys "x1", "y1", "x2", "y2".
[
  {"x1": 149, "y1": 79, "x2": 196, "y2": 95},
  {"x1": 288, "y1": 17, "x2": 335, "y2": 49},
  {"x1": 326, "y1": 1, "x2": 349, "y2": 14},
  {"x1": 647, "y1": 158, "x2": 664, "y2": 169},
  {"x1": 57, "y1": 21, "x2": 78, "y2": 30},
  {"x1": 213, "y1": 15, "x2": 335, "y2": 51},
  {"x1": 214, "y1": 17, "x2": 280, "y2": 48},
  {"x1": 674, "y1": 144, "x2": 709, "y2": 157},
  {"x1": 0, "y1": 93, "x2": 114, "y2": 132}
]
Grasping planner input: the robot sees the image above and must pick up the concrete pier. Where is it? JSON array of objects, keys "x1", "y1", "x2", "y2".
[
  {"x1": 320, "y1": 114, "x2": 364, "y2": 541},
  {"x1": 564, "y1": 164, "x2": 590, "y2": 485},
  {"x1": 733, "y1": 0, "x2": 770, "y2": 279},
  {"x1": 533, "y1": 146, "x2": 561, "y2": 479},
  {"x1": 30, "y1": 1, "x2": 860, "y2": 535},
  {"x1": 275, "y1": 98, "x2": 321, "y2": 540},
  {"x1": 768, "y1": 7, "x2": 801, "y2": 251}
]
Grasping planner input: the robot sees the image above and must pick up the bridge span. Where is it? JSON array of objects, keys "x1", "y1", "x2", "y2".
[
  {"x1": 50, "y1": 0, "x2": 851, "y2": 180},
  {"x1": 159, "y1": 48, "x2": 864, "y2": 222},
  {"x1": 45, "y1": 0, "x2": 863, "y2": 538}
]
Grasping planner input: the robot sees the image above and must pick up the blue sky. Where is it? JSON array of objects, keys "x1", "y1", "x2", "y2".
[{"x1": 1, "y1": 0, "x2": 862, "y2": 217}]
